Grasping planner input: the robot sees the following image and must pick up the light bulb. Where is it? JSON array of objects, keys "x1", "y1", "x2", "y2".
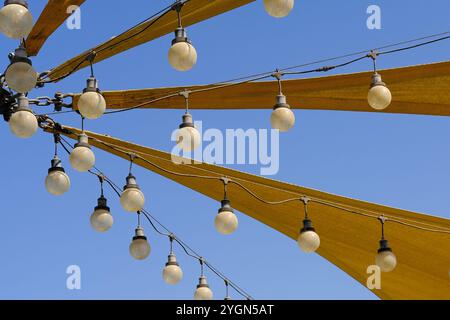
[
  {"x1": 5, "y1": 45, "x2": 37, "y2": 93},
  {"x1": 77, "y1": 77, "x2": 106, "y2": 120},
  {"x1": 264, "y1": 0, "x2": 294, "y2": 18},
  {"x1": 194, "y1": 276, "x2": 213, "y2": 300},
  {"x1": 8, "y1": 95, "x2": 37, "y2": 138},
  {"x1": 163, "y1": 254, "x2": 183, "y2": 285},
  {"x1": 120, "y1": 174, "x2": 145, "y2": 212},
  {"x1": 168, "y1": 28, "x2": 197, "y2": 71},
  {"x1": 129, "y1": 227, "x2": 151, "y2": 260},
  {"x1": 69, "y1": 133, "x2": 95, "y2": 172},
  {"x1": 45, "y1": 156, "x2": 70, "y2": 196},
  {"x1": 368, "y1": 73, "x2": 392, "y2": 110},
  {"x1": 215, "y1": 199, "x2": 238, "y2": 235},
  {"x1": 376, "y1": 239, "x2": 397, "y2": 272},
  {"x1": 297, "y1": 219, "x2": 320, "y2": 253},
  {"x1": 270, "y1": 94, "x2": 295, "y2": 132},
  {"x1": 176, "y1": 113, "x2": 201, "y2": 152},
  {"x1": 90, "y1": 196, "x2": 113, "y2": 232},
  {"x1": 0, "y1": 0, "x2": 33, "y2": 39}
]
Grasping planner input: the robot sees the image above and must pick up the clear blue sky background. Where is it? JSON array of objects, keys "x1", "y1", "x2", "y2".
[{"x1": 0, "y1": 0, "x2": 449, "y2": 300}]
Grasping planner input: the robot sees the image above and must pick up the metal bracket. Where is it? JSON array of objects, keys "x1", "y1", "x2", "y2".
[
  {"x1": 378, "y1": 214, "x2": 388, "y2": 224},
  {"x1": 368, "y1": 50, "x2": 379, "y2": 60},
  {"x1": 271, "y1": 69, "x2": 283, "y2": 81},
  {"x1": 220, "y1": 177, "x2": 231, "y2": 185},
  {"x1": 178, "y1": 89, "x2": 191, "y2": 100},
  {"x1": 300, "y1": 196, "x2": 311, "y2": 205}
]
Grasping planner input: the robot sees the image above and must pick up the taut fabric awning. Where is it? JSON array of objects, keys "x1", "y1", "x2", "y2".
[
  {"x1": 71, "y1": 61, "x2": 450, "y2": 116},
  {"x1": 47, "y1": 124, "x2": 450, "y2": 300}
]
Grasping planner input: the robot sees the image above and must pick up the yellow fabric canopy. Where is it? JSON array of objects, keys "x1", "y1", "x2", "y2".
[
  {"x1": 46, "y1": 0, "x2": 255, "y2": 81},
  {"x1": 72, "y1": 61, "x2": 450, "y2": 116},
  {"x1": 47, "y1": 124, "x2": 450, "y2": 300}
]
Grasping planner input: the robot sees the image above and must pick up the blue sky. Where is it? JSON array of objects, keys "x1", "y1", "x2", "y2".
[{"x1": 0, "y1": 0, "x2": 450, "y2": 300}]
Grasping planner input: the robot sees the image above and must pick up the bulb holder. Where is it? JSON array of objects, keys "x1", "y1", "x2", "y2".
[
  {"x1": 4, "y1": 0, "x2": 28, "y2": 8},
  {"x1": 218, "y1": 199, "x2": 234, "y2": 214},
  {"x1": 132, "y1": 226, "x2": 147, "y2": 241},
  {"x1": 273, "y1": 94, "x2": 291, "y2": 110},
  {"x1": 165, "y1": 253, "x2": 180, "y2": 267},
  {"x1": 8, "y1": 44, "x2": 32, "y2": 66},
  {"x1": 378, "y1": 239, "x2": 392, "y2": 253},
  {"x1": 123, "y1": 173, "x2": 141, "y2": 190},
  {"x1": 95, "y1": 195, "x2": 110, "y2": 212},
  {"x1": 83, "y1": 76, "x2": 101, "y2": 93},
  {"x1": 301, "y1": 218, "x2": 316, "y2": 233},
  {"x1": 172, "y1": 27, "x2": 192, "y2": 45},
  {"x1": 179, "y1": 112, "x2": 195, "y2": 129},
  {"x1": 16, "y1": 93, "x2": 30, "y2": 110},
  {"x1": 370, "y1": 73, "x2": 386, "y2": 88},
  {"x1": 74, "y1": 133, "x2": 91, "y2": 149},
  {"x1": 48, "y1": 155, "x2": 66, "y2": 174},
  {"x1": 197, "y1": 276, "x2": 209, "y2": 289}
]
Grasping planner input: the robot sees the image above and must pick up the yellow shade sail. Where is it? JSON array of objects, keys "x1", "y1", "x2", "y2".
[
  {"x1": 45, "y1": 124, "x2": 450, "y2": 300},
  {"x1": 45, "y1": 0, "x2": 255, "y2": 81},
  {"x1": 72, "y1": 61, "x2": 450, "y2": 116},
  {"x1": 25, "y1": 0, "x2": 87, "y2": 56}
]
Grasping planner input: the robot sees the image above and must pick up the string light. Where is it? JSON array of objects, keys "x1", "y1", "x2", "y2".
[
  {"x1": 120, "y1": 156, "x2": 146, "y2": 212},
  {"x1": 69, "y1": 131, "x2": 96, "y2": 172},
  {"x1": 162, "y1": 235, "x2": 184, "y2": 285},
  {"x1": 4, "y1": 43, "x2": 38, "y2": 93},
  {"x1": 215, "y1": 178, "x2": 239, "y2": 235},
  {"x1": 45, "y1": 134, "x2": 71, "y2": 196},
  {"x1": 9, "y1": 93, "x2": 38, "y2": 138},
  {"x1": 297, "y1": 197, "x2": 321, "y2": 253},
  {"x1": 90, "y1": 176, "x2": 114, "y2": 232},
  {"x1": 194, "y1": 259, "x2": 213, "y2": 300},
  {"x1": 367, "y1": 51, "x2": 392, "y2": 110},
  {"x1": 129, "y1": 211, "x2": 151, "y2": 260},
  {"x1": 264, "y1": 0, "x2": 295, "y2": 18},
  {"x1": 176, "y1": 91, "x2": 201, "y2": 152},
  {"x1": 0, "y1": 0, "x2": 33, "y2": 39},
  {"x1": 168, "y1": 2, "x2": 197, "y2": 71},
  {"x1": 376, "y1": 216, "x2": 397, "y2": 272},
  {"x1": 77, "y1": 53, "x2": 106, "y2": 120},
  {"x1": 270, "y1": 71, "x2": 295, "y2": 132}
]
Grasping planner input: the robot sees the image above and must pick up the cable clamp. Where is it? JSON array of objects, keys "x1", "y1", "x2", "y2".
[{"x1": 368, "y1": 50, "x2": 379, "y2": 60}]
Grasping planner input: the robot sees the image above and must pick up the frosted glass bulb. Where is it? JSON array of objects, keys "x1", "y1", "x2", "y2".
[
  {"x1": 9, "y1": 109, "x2": 37, "y2": 138},
  {"x1": 215, "y1": 211, "x2": 238, "y2": 235},
  {"x1": 271, "y1": 107, "x2": 295, "y2": 132},
  {"x1": 0, "y1": 3, "x2": 33, "y2": 39},
  {"x1": 194, "y1": 276, "x2": 213, "y2": 300},
  {"x1": 78, "y1": 91, "x2": 106, "y2": 120},
  {"x1": 368, "y1": 85, "x2": 392, "y2": 110},
  {"x1": 264, "y1": 0, "x2": 294, "y2": 18},
  {"x1": 120, "y1": 188, "x2": 145, "y2": 212},
  {"x1": 168, "y1": 41, "x2": 197, "y2": 71},
  {"x1": 163, "y1": 254, "x2": 183, "y2": 285},
  {"x1": 70, "y1": 146, "x2": 95, "y2": 172},
  {"x1": 297, "y1": 230, "x2": 320, "y2": 253},
  {"x1": 90, "y1": 208, "x2": 114, "y2": 232},
  {"x1": 129, "y1": 228, "x2": 151, "y2": 260},
  {"x1": 376, "y1": 250, "x2": 397, "y2": 272},
  {"x1": 5, "y1": 61, "x2": 38, "y2": 93},
  {"x1": 45, "y1": 170, "x2": 70, "y2": 196},
  {"x1": 176, "y1": 126, "x2": 201, "y2": 152}
]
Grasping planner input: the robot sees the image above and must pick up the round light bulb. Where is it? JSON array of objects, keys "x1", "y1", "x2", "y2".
[
  {"x1": 78, "y1": 91, "x2": 106, "y2": 120},
  {"x1": 168, "y1": 41, "x2": 197, "y2": 71},
  {"x1": 120, "y1": 188, "x2": 145, "y2": 212},
  {"x1": 163, "y1": 254, "x2": 183, "y2": 285},
  {"x1": 0, "y1": 2, "x2": 33, "y2": 39},
  {"x1": 264, "y1": 0, "x2": 294, "y2": 18},
  {"x1": 271, "y1": 95, "x2": 295, "y2": 132},
  {"x1": 45, "y1": 169, "x2": 70, "y2": 196},
  {"x1": 177, "y1": 126, "x2": 201, "y2": 152},
  {"x1": 70, "y1": 146, "x2": 95, "y2": 172},
  {"x1": 129, "y1": 228, "x2": 151, "y2": 260},
  {"x1": 9, "y1": 109, "x2": 37, "y2": 138},
  {"x1": 90, "y1": 198, "x2": 113, "y2": 233},
  {"x1": 5, "y1": 61, "x2": 38, "y2": 93},
  {"x1": 368, "y1": 85, "x2": 392, "y2": 110},
  {"x1": 215, "y1": 210, "x2": 238, "y2": 235},
  {"x1": 376, "y1": 250, "x2": 397, "y2": 272},
  {"x1": 297, "y1": 230, "x2": 320, "y2": 253},
  {"x1": 194, "y1": 276, "x2": 213, "y2": 300}
]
